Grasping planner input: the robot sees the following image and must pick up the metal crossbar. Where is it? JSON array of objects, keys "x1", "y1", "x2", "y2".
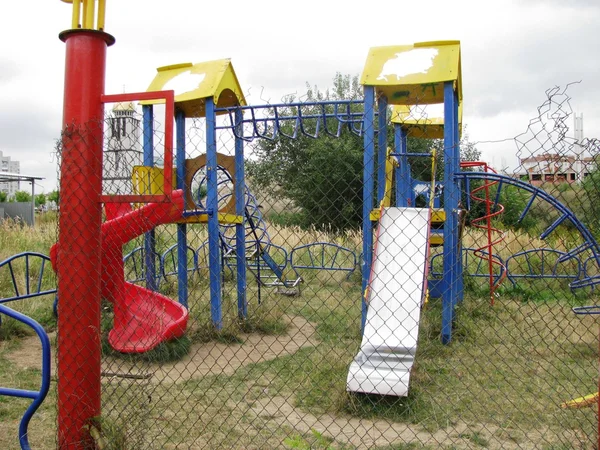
[{"x1": 215, "y1": 100, "x2": 365, "y2": 141}]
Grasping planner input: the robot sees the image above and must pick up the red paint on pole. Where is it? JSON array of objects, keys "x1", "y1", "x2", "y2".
[{"x1": 57, "y1": 29, "x2": 114, "y2": 449}]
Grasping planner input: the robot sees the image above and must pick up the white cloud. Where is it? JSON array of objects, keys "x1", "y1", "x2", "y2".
[{"x1": 0, "y1": 0, "x2": 598, "y2": 191}]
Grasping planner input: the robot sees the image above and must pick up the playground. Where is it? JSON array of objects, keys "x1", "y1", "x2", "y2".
[{"x1": 1, "y1": 1, "x2": 600, "y2": 448}]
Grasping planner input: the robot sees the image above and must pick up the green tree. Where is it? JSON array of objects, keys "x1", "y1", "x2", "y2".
[
  {"x1": 247, "y1": 73, "x2": 481, "y2": 231},
  {"x1": 35, "y1": 193, "x2": 46, "y2": 207},
  {"x1": 14, "y1": 191, "x2": 32, "y2": 202},
  {"x1": 47, "y1": 190, "x2": 60, "y2": 205},
  {"x1": 0, "y1": 191, "x2": 6, "y2": 203}
]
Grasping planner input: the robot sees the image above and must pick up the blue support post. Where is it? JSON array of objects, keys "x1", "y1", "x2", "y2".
[
  {"x1": 441, "y1": 81, "x2": 459, "y2": 345},
  {"x1": 234, "y1": 109, "x2": 247, "y2": 320},
  {"x1": 453, "y1": 91, "x2": 464, "y2": 304},
  {"x1": 206, "y1": 98, "x2": 223, "y2": 329},
  {"x1": 361, "y1": 86, "x2": 376, "y2": 332},
  {"x1": 394, "y1": 124, "x2": 410, "y2": 207},
  {"x1": 377, "y1": 94, "x2": 388, "y2": 204},
  {"x1": 142, "y1": 105, "x2": 157, "y2": 291},
  {"x1": 175, "y1": 110, "x2": 188, "y2": 309}
]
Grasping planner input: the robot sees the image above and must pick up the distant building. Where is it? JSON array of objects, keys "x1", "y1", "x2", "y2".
[
  {"x1": 0, "y1": 151, "x2": 20, "y2": 198},
  {"x1": 519, "y1": 153, "x2": 595, "y2": 185},
  {"x1": 519, "y1": 113, "x2": 596, "y2": 185},
  {"x1": 103, "y1": 101, "x2": 143, "y2": 195}
]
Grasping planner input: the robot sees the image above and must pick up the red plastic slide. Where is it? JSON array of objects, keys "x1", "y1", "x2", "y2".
[{"x1": 52, "y1": 190, "x2": 189, "y2": 353}]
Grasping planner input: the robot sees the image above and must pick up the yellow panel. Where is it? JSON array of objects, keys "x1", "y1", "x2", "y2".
[
  {"x1": 132, "y1": 166, "x2": 165, "y2": 195},
  {"x1": 142, "y1": 59, "x2": 246, "y2": 118},
  {"x1": 361, "y1": 41, "x2": 461, "y2": 105},
  {"x1": 391, "y1": 103, "x2": 463, "y2": 139},
  {"x1": 370, "y1": 209, "x2": 381, "y2": 221},
  {"x1": 431, "y1": 209, "x2": 446, "y2": 223},
  {"x1": 177, "y1": 213, "x2": 243, "y2": 224},
  {"x1": 429, "y1": 235, "x2": 444, "y2": 246}
]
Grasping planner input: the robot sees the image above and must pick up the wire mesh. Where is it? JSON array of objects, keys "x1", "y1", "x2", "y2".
[{"x1": 1, "y1": 81, "x2": 600, "y2": 449}]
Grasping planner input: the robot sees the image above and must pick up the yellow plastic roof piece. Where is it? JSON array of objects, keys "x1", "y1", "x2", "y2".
[
  {"x1": 361, "y1": 41, "x2": 462, "y2": 105},
  {"x1": 142, "y1": 59, "x2": 246, "y2": 118},
  {"x1": 391, "y1": 103, "x2": 463, "y2": 139}
]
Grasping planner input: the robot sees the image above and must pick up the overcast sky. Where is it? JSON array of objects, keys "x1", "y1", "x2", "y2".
[{"x1": 0, "y1": 0, "x2": 598, "y2": 192}]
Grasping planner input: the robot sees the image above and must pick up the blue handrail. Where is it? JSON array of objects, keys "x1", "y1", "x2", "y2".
[
  {"x1": 0, "y1": 304, "x2": 51, "y2": 450},
  {"x1": 0, "y1": 252, "x2": 56, "y2": 304},
  {"x1": 505, "y1": 248, "x2": 581, "y2": 286},
  {"x1": 289, "y1": 242, "x2": 357, "y2": 280}
]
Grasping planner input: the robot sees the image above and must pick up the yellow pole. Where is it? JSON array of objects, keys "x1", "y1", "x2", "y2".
[
  {"x1": 97, "y1": 0, "x2": 106, "y2": 30},
  {"x1": 71, "y1": 0, "x2": 81, "y2": 28},
  {"x1": 83, "y1": 0, "x2": 95, "y2": 29},
  {"x1": 81, "y1": 0, "x2": 88, "y2": 28}
]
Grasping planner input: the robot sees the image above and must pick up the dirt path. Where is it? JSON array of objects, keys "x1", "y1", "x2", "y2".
[
  {"x1": 248, "y1": 396, "x2": 552, "y2": 449},
  {"x1": 105, "y1": 314, "x2": 317, "y2": 383},
  {"x1": 6, "y1": 315, "x2": 316, "y2": 385}
]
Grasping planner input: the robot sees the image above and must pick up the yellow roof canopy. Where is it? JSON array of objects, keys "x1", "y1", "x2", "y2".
[
  {"x1": 142, "y1": 59, "x2": 246, "y2": 118},
  {"x1": 391, "y1": 103, "x2": 463, "y2": 139},
  {"x1": 361, "y1": 41, "x2": 462, "y2": 105}
]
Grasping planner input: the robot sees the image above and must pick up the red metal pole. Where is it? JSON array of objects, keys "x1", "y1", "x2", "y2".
[{"x1": 57, "y1": 28, "x2": 114, "y2": 449}]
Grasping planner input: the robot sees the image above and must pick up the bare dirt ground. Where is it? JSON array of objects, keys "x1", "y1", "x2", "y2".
[
  {"x1": 6, "y1": 315, "x2": 316, "y2": 384},
  {"x1": 4, "y1": 318, "x2": 574, "y2": 449}
]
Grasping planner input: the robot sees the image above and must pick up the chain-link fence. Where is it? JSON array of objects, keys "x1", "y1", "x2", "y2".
[{"x1": 1, "y1": 73, "x2": 600, "y2": 449}]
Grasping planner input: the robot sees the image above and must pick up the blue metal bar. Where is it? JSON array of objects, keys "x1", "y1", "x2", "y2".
[
  {"x1": 235, "y1": 109, "x2": 247, "y2": 320},
  {"x1": 394, "y1": 124, "x2": 411, "y2": 207},
  {"x1": 142, "y1": 105, "x2": 157, "y2": 291},
  {"x1": 393, "y1": 124, "x2": 401, "y2": 206},
  {"x1": 540, "y1": 214, "x2": 569, "y2": 240},
  {"x1": 518, "y1": 191, "x2": 538, "y2": 224},
  {"x1": 0, "y1": 387, "x2": 39, "y2": 399},
  {"x1": 377, "y1": 94, "x2": 388, "y2": 204},
  {"x1": 361, "y1": 86, "x2": 375, "y2": 332},
  {"x1": 206, "y1": 98, "x2": 223, "y2": 328},
  {"x1": 298, "y1": 105, "x2": 321, "y2": 139},
  {"x1": 0, "y1": 290, "x2": 57, "y2": 305},
  {"x1": 453, "y1": 94, "x2": 464, "y2": 305},
  {"x1": 557, "y1": 242, "x2": 593, "y2": 263},
  {"x1": 215, "y1": 99, "x2": 364, "y2": 113},
  {"x1": 390, "y1": 152, "x2": 434, "y2": 158},
  {"x1": 160, "y1": 244, "x2": 198, "y2": 277},
  {"x1": 0, "y1": 253, "x2": 56, "y2": 304},
  {"x1": 493, "y1": 180, "x2": 504, "y2": 212},
  {"x1": 441, "y1": 81, "x2": 459, "y2": 345},
  {"x1": 218, "y1": 101, "x2": 367, "y2": 140},
  {"x1": 175, "y1": 110, "x2": 188, "y2": 308},
  {"x1": 322, "y1": 103, "x2": 343, "y2": 138},
  {"x1": 8, "y1": 262, "x2": 18, "y2": 297},
  {"x1": 573, "y1": 305, "x2": 600, "y2": 315},
  {"x1": 25, "y1": 255, "x2": 29, "y2": 295},
  {"x1": 0, "y1": 303, "x2": 51, "y2": 450},
  {"x1": 35, "y1": 259, "x2": 45, "y2": 295}
]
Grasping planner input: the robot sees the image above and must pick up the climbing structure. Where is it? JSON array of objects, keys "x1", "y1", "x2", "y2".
[{"x1": 348, "y1": 41, "x2": 463, "y2": 396}]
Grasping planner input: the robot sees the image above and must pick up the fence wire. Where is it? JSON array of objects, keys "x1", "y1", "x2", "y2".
[{"x1": 0, "y1": 83, "x2": 599, "y2": 449}]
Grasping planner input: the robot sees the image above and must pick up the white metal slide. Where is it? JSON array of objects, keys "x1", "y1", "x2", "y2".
[{"x1": 347, "y1": 207, "x2": 431, "y2": 396}]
